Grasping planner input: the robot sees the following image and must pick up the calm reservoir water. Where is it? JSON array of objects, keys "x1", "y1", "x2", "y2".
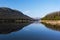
[{"x1": 0, "y1": 22, "x2": 60, "y2": 40}]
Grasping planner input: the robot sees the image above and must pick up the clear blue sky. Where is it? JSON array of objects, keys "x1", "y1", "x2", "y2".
[{"x1": 0, "y1": 0, "x2": 60, "y2": 18}]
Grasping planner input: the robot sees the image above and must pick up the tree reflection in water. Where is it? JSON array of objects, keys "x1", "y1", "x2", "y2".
[
  {"x1": 0, "y1": 22, "x2": 32, "y2": 34},
  {"x1": 41, "y1": 22, "x2": 60, "y2": 31}
]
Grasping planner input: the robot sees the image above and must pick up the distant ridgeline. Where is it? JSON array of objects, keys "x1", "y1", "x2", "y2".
[
  {"x1": 0, "y1": 7, "x2": 34, "y2": 23},
  {"x1": 41, "y1": 11, "x2": 60, "y2": 20}
]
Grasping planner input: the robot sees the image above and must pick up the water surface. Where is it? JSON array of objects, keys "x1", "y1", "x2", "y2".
[{"x1": 0, "y1": 22, "x2": 60, "y2": 40}]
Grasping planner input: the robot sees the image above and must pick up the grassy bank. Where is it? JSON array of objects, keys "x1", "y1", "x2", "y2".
[{"x1": 40, "y1": 20, "x2": 60, "y2": 25}]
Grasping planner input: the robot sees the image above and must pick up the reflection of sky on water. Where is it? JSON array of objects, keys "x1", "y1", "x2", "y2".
[{"x1": 0, "y1": 23, "x2": 60, "y2": 40}]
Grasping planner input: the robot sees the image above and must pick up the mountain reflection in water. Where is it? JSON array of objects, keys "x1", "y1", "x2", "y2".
[
  {"x1": 0, "y1": 23, "x2": 32, "y2": 34},
  {"x1": 41, "y1": 22, "x2": 60, "y2": 31}
]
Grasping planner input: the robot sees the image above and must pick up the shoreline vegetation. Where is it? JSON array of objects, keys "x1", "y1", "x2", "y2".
[
  {"x1": 40, "y1": 20, "x2": 60, "y2": 31},
  {"x1": 40, "y1": 20, "x2": 60, "y2": 25},
  {"x1": 40, "y1": 11, "x2": 60, "y2": 25}
]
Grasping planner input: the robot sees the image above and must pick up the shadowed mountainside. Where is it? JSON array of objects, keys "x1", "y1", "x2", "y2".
[
  {"x1": 0, "y1": 7, "x2": 34, "y2": 23},
  {"x1": 0, "y1": 7, "x2": 34, "y2": 34}
]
